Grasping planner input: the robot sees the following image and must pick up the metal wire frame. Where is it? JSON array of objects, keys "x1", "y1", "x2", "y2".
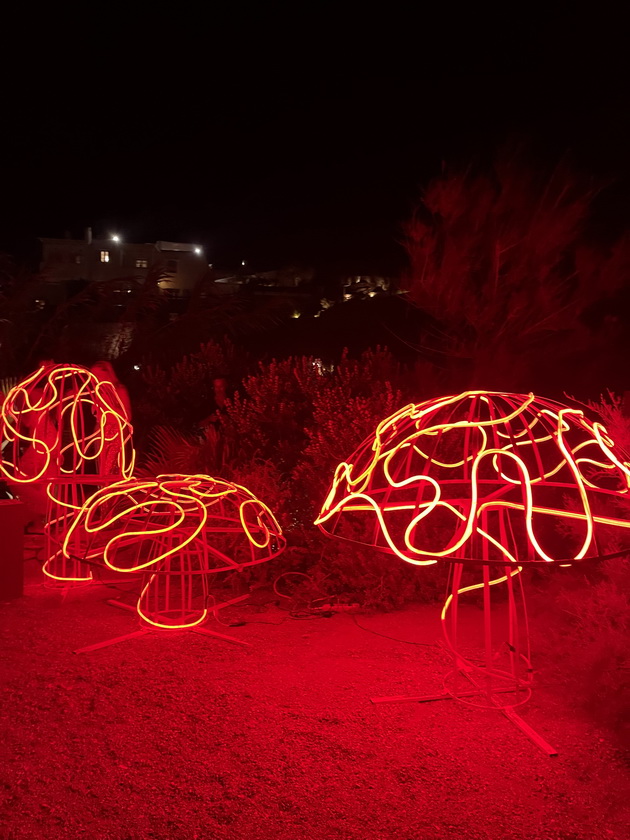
[
  {"x1": 439, "y1": 517, "x2": 533, "y2": 710},
  {"x1": 316, "y1": 391, "x2": 630, "y2": 712},
  {"x1": 63, "y1": 474, "x2": 286, "y2": 629}
]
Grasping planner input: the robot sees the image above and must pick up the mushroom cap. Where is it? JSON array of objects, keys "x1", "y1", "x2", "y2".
[
  {"x1": 315, "y1": 391, "x2": 630, "y2": 565},
  {"x1": 0, "y1": 363, "x2": 134, "y2": 482},
  {"x1": 64, "y1": 473, "x2": 285, "y2": 573}
]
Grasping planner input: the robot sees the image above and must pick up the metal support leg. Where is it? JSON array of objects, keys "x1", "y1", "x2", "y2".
[
  {"x1": 371, "y1": 682, "x2": 557, "y2": 756},
  {"x1": 74, "y1": 629, "x2": 150, "y2": 654},
  {"x1": 191, "y1": 627, "x2": 251, "y2": 646}
]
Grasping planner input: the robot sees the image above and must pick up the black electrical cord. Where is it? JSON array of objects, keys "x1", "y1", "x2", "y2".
[{"x1": 350, "y1": 613, "x2": 439, "y2": 647}]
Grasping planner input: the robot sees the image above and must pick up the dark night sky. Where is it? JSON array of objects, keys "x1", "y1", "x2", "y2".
[{"x1": 1, "y1": 10, "x2": 628, "y2": 273}]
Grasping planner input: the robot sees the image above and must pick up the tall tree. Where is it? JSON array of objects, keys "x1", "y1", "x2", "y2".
[{"x1": 402, "y1": 151, "x2": 630, "y2": 395}]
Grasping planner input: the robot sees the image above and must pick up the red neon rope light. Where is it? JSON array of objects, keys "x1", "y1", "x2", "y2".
[
  {"x1": 63, "y1": 474, "x2": 285, "y2": 629},
  {"x1": 316, "y1": 391, "x2": 630, "y2": 566}
]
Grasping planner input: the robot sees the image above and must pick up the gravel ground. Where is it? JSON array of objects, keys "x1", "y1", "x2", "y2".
[{"x1": 1, "y1": 560, "x2": 629, "y2": 840}]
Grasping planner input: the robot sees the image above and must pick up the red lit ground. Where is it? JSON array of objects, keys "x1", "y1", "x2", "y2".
[{"x1": 1, "y1": 560, "x2": 629, "y2": 840}]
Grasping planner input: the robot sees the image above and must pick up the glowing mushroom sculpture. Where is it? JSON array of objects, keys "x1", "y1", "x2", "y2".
[
  {"x1": 0, "y1": 363, "x2": 134, "y2": 582},
  {"x1": 316, "y1": 391, "x2": 630, "y2": 745},
  {"x1": 63, "y1": 473, "x2": 285, "y2": 630}
]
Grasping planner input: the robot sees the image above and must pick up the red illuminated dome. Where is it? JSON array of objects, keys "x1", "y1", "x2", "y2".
[
  {"x1": 316, "y1": 391, "x2": 630, "y2": 566},
  {"x1": 0, "y1": 363, "x2": 135, "y2": 582},
  {"x1": 0, "y1": 363, "x2": 134, "y2": 484},
  {"x1": 64, "y1": 473, "x2": 285, "y2": 629}
]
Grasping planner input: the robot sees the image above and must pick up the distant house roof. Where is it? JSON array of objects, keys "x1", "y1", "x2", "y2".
[{"x1": 155, "y1": 241, "x2": 199, "y2": 253}]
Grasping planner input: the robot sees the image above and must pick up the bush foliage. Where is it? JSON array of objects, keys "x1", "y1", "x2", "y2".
[{"x1": 137, "y1": 346, "x2": 447, "y2": 609}]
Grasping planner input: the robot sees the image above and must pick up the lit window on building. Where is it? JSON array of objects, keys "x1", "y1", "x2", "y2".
[
  {"x1": 135, "y1": 259, "x2": 148, "y2": 269},
  {"x1": 100, "y1": 251, "x2": 110, "y2": 263}
]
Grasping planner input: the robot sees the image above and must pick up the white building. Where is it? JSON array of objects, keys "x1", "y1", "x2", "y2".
[{"x1": 39, "y1": 231, "x2": 208, "y2": 298}]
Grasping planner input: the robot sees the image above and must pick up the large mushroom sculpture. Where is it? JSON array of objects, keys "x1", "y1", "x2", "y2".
[
  {"x1": 316, "y1": 391, "x2": 630, "y2": 747},
  {"x1": 0, "y1": 363, "x2": 134, "y2": 583},
  {"x1": 63, "y1": 473, "x2": 285, "y2": 632}
]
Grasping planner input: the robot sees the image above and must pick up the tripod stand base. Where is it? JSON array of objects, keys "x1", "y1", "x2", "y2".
[{"x1": 73, "y1": 594, "x2": 252, "y2": 653}]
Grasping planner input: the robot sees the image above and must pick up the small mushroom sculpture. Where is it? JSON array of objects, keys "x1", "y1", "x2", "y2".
[{"x1": 63, "y1": 473, "x2": 285, "y2": 629}]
